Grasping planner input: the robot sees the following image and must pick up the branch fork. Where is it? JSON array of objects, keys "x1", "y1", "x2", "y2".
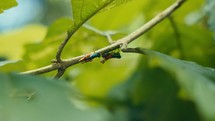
[{"x1": 21, "y1": 0, "x2": 186, "y2": 78}]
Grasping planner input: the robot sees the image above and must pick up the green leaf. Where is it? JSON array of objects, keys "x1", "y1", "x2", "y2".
[
  {"x1": 0, "y1": 60, "x2": 26, "y2": 73},
  {"x1": 150, "y1": 22, "x2": 215, "y2": 68},
  {"x1": 145, "y1": 49, "x2": 215, "y2": 121},
  {"x1": 89, "y1": 0, "x2": 147, "y2": 30},
  {"x1": 0, "y1": 25, "x2": 46, "y2": 60},
  {"x1": 22, "y1": 18, "x2": 73, "y2": 70},
  {"x1": 0, "y1": 73, "x2": 111, "y2": 121},
  {"x1": 22, "y1": 17, "x2": 126, "y2": 72},
  {"x1": 73, "y1": 52, "x2": 139, "y2": 98},
  {"x1": 69, "y1": 0, "x2": 131, "y2": 35},
  {"x1": 0, "y1": 0, "x2": 17, "y2": 13},
  {"x1": 45, "y1": 18, "x2": 72, "y2": 39},
  {"x1": 108, "y1": 56, "x2": 201, "y2": 121}
]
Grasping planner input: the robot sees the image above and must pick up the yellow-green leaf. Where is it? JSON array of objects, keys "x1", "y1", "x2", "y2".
[{"x1": 0, "y1": 0, "x2": 17, "y2": 13}]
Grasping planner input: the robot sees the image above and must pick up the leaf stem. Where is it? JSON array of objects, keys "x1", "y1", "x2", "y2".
[{"x1": 168, "y1": 16, "x2": 186, "y2": 59}]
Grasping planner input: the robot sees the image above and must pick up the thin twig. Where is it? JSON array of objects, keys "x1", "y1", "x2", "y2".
[
  {"x1": 105, "y1": 33, "x2": 115, "y2": 44},
  {"x1": 54, "y1": 68, "x2": 66, "y2": 79},
  {"x1": 84, "y1": 24, "x2": 117, "y2": 44},
  {"x1": 56, "y1": 34, "x2": 71, "y2": 62},
  {"x1": 21, "y1": 0, "x2": 186, "y2": 75},
  {"x1": 121, "y1": 47, "x2": 147, "y2": 55},
  {"x1": 168, "y1": 16, "x2": 186, "y2": 59}
]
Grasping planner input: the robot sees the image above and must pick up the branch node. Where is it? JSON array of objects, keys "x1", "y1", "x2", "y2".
[
  {"x1": 105, "y1": 33, "x2": 115, "y2": 44},
  {"x1": 54, "y1": 67, "x2": 66, "y2": 79},
  {"x1": 51, "y1": 59, "x2": 58, "y2": 63},
  {"x1": 56, "y1": 34, "x2": 71, "y2": 62},
  {"x1": 120, "y1": 42, "x2": 128, "y2": 50}
]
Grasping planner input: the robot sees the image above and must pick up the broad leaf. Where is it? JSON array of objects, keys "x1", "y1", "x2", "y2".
[
  {"x1": 108, "y1": 56, "x2": 201, "y2": 121},
  {"x1": 145, "y1": 49, "x2": 215, "y2": 121},
  {"x1": 0, "y1": 0, "x2": 17, "y2": 13},
  {"x1": 107, "y1": 48, "x2": 215, "y2": 121},
  {"x1": 0, "y1": 25, "x2": 47, "y2": 60},
  {"x1": 69, "y1": 0, "x2": 131, "y2": 35},
  {"x1": 0, "y1": 73, "x2": 111, "y2": 121}
]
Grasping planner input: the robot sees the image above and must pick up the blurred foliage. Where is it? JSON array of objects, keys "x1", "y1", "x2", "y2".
[
  {"x1": 0, "y1": 0, "x2": 215, "y2": 121},
  {"x1": 146, "y1": 49, "x2": 215, "y2": 121},
  {"x1": 0, "y1": 0, "x2": 17, "y2": 13},
  {"x1": 204, "y1": 0, "x2": 215, "y2": 40},
  {"x1": 108, "y1": 56, "x2": 202, "y2": 121},
  {"x1": 42, "y1": 0, "x2": 72, "y2": 25},
  {"x1": 0, "y1": 72, "x2": 113, "y2": 121},
  {"x1": 0, "y1": 25, "x2": 46, "y2": 59}
]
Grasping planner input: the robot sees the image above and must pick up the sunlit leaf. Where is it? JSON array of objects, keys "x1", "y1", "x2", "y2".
[
  {"x1": 0, "y1": 0, "x2": 17, "y2": 13},
  {"x1": 22, "y1": 18, "x2": 72, "y2": 70},
  {"x1": 0, "y1": 25, "x2": 47, "y2": 59},
  {"x1": 89, "y1": 0, "x2": 147, "y2": 30}
]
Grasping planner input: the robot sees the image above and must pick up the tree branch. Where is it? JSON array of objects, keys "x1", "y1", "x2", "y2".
[
  {"x1": 121, "y1": 47, "x2": 147, "y2": 55},
  {"x1": 83, "y1": 24, "x2": 117, "y2": 44},
  {"x1": 55, "y1": 0, "x2": 115, "y2": 62},
  {"x1": 21, "y1": 0, "x2": 186, "y2": 75},
  {"x1": 54, "y1": 68, "x2": 66, "y2": 79},
  {"x1": 55, "y1": 34, "x2": 71, "y2": 62}
]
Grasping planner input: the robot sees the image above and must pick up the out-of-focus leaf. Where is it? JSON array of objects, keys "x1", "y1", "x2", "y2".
[
  {"x1": 204, "y1": 0, "x2": 215, "y2": 26},
  {"x1": 0, "y1": 60, "x2": 26, "y2": 73},
  {"x1": 0, "y1": 24, "x2": 47, "y2": 59},
  {"x1": 107, "y1": 55, "x2": 201, "y2": 121},
  {"x1": 22, "y1": 17, "x2": 104, "y2": 70},
  {"x1": 0, "y1": 73, "x2": 111, "y2": 121},
  {"x1": 89, "y1": 0, "x2": 147, "y2": 30},
  {"x1": 90, "y1": 0, "x2": 204, "y2": 30},
  {"x1": 149, "y1": 22, "x2": 215, "y2": 67},
  {"x1": 73, "y1": 52, "x2": 140, "y2": 98},
  {"x1": 185, "y1": 10, "x2": 204, "y2": 25},
  {"x1": 20, "y1": 18, "x2": 140, "y2": 113},
  {"x1": 0, "y1": 60, "x2": 19, "y2": 66},
  {"x1": 204, "y1": 0, "x2": 215, "y2": 41},
  {"x1": 22, "y1": 18, "x2": 72, "y2": 70},
  {"x1": 144, "y1": 49, "x2": 215, "y2": 121},
  {"x1": 0, "y1": 0, "x2": 17, "y2": 13}
]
